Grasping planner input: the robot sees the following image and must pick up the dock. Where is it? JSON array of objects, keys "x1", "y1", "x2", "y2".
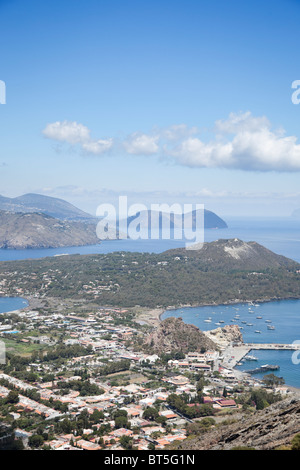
[
  {"x1": 245, "y1": 343, "x2": 300, "y2": 351},
  {"x1": 247, "y1": 364, "x2": 280, "y2": 375},
  {"x1": 221, "y1": 342, "x2": 300, "y2": 370}
]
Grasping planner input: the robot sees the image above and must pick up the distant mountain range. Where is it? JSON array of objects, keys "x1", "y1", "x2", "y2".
[
  {"x1": 0, "y1": 193, "x2": 95, "y2": 222},
  {"x1": 0, "y1": 194, "x2": 228, "y2": 229},
  {"x1": 0, "y1": 193, "x2": 228, "y2": 249}
]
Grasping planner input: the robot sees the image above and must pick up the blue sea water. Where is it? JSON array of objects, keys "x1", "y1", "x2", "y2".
[{"x1": 0, "y1": 297, "x2": 28, "y2": 313}]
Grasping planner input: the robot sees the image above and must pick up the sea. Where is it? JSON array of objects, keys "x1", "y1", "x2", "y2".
[{"x1": 0, "y1": 216, "x2": 300, "y2": 387}]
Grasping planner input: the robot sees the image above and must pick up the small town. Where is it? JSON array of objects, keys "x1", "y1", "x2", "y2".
[{"x1": 0, "y1": 294, "x2": 295, "y2": 451}]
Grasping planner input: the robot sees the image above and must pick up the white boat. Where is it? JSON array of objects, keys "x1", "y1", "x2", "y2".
[
  {"x1": 267, "y1": 325, "x2": 275, "y2": 330},
  {"x1": 204, "y1": 319, "x2": 212, "y2": 323},
  {"x1": 245, "y1": 355, "x2": 258, "y2": 361},
  {"x1": 255, "y1": 330, "x2": 261, "y2": 333}
]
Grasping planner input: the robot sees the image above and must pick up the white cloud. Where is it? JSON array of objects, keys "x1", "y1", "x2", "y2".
[
  {"x1": 43, "y1": 121, "x2": 91, "y2": 145},
  {"x1": 82, "y1": 138, "x2": 113, "y2": 155},
  {"x1": 43, "y1": 121, "x2": 113, "y2": 155},
  {"x1": 42, "y1": 113, "x2": 300, "y2": 171},
  {"x1": 214, "y1": 111, "x2": 270, "y2": 135},
  {"x1": 123, "y1": 132, "x2": 159, "y2": 155},
  {"x1": 165, "y1": 112, "x2": 300, "y2": 171}
]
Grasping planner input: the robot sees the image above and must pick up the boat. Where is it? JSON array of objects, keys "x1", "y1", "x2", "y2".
[
  {"x1": 255, "y1": 330, "x2": 261, "y2": 333},
  {"x1": 241, "y1": 321, "x2": 247, "y2": 324},
  {"x1": 245, "y1": 355, "x2": 258, "y2": 361},
  {"x1": 247, "y1": 323, "x2": 253, "y2": 326},
  {"x1": 204, "y1": 319, "x2": 212, "y2": 323},
  {"x1": 267, "y1": 325, "x2": 275, "y2": 330},
  {"x1": 219, "y1": 320, "x2": 225, "y2": 323},
  {"x1": 265, "y1": 320, "x2": 272, "y2": 323},
  {"x1": 256, "y1": 316, "x2": 262, "y2": 319}
]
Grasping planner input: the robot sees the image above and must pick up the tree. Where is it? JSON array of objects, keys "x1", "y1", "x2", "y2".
[
  {"x1": 142, "y1": 407, "x2": 159, "y2": 421},
  {"x1": 262, "y1": 374, "x2": 285, "y2": 388},
  {"x1": 291, "y1": 434, "x2": 300, "y2": 450},
  {"x1": 119, "y1": 435, "x2": 133, "y2": 450},
  {"x1": 115, "y1": 415, "x2": 130, "y2": 429},
  {"x1": 6, "y1": 390, "x2": 19, "y2": 404},
  {"x1": 29, "y1": 434, "x2": 44, "y2": 448}
]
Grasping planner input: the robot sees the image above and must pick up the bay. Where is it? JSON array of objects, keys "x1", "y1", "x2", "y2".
[
  {"x1": 162, "y1": 299, "x2": 300, "y2": 388},
  {"x1": 0, "y1": 297, "x2": 29, "y2": 313}
]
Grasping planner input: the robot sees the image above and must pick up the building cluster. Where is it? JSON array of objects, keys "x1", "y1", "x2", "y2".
[{"x1": 0, "y1": 301, "x2": 293, "y2": 450}]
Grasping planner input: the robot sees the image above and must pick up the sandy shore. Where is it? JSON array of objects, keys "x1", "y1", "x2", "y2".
[{"x1": 135, "y1": 307, "x2": 165, "y2": 327}]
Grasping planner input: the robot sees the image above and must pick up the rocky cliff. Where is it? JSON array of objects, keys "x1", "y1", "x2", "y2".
[
  {"x1": 144, "y1": 317, "x2": 218, "y2": 354},
  {"x1": 173, "y1": 396, "x2": 300, "y2": 450},
  {"x1": 204, "y1": 324, "x2": 244, "y2": 347}
]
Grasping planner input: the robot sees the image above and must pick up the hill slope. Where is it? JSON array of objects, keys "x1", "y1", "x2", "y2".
[
  {"x1": 144, "y1": 317, "x2": 218, "y2": 354},
  {"x1": 125, "y1": 208, "x2": 227, "y2": 230},
  {"x1": 167, "y1": 238, "x2": 297, "y2": 271},
  {"x1": 0, "y1": 193, "x2": 95, "y2": 222},
  {"x1": 0, "y1": 239, "x2": 299, "y2": 306},
  {"x1": 0, "y1": 211, "x2": 99, "y2": 249},
  {"x1": 172, "y1": 396, "x2": 300, "y2": 450}
]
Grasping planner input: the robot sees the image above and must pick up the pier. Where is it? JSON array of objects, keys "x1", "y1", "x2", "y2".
[
  {"x1": 247, "y1": 364, "x2": 280, "y2": 375},
  {"x1": 245, "y1": 343, "x2": 300, "y2": 351},
  {"x1": 221, "y1": 342, "x2": 300, "y2": 370}
]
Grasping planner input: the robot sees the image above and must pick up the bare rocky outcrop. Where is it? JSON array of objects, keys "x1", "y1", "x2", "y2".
[
  {"x1": 204, "y1": 324, "x2": 244, "y2": 347},
  {"x1": 174, "y1": 396, "x2": 300, "y2": 450},
  {"x1": 144, "y1": 317, "x2": 218, "y2": 354}
]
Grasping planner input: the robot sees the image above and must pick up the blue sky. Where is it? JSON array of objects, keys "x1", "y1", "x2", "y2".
[{"x1": 1, "y1": 0, "x2": 300, "y2": 217}]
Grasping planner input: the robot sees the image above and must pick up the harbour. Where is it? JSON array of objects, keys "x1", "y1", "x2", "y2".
[{"x1": 162, "y1": 299, "x2": 300, "y2": 388}]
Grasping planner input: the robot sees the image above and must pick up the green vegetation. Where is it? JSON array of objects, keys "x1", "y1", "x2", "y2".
[
  {"x1": 167, "y1": 393, "x2": 214, "y2": 419},
  {"x1": 0, "y1": 240, "x2": 298, "y2": 308}
]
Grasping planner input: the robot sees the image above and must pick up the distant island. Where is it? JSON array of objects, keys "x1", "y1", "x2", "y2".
[
  {"x1": 0, "y1": 193, "x2": 95, "y2": 222},
  {"x1": 0, "y1": 193, "x2": 228, "y2": 249},
  {"x1": 0, "y1": 211, "x2": 100, "y2": 249}
]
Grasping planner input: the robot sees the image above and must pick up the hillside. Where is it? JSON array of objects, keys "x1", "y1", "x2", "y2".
[
  {"x1": 0, "y1": 193, "x2": 95, "y2": 222},
  {"x1": 0, "y1": 239, "x2": 299, "y2": 307},
  {"x1": 125, "y1": 208, "x2": 227, "y2": 230},
  {"x1": 143, "y1": 317, "x2": 218, "y2": 354},
  {"x1": 171, "y1": 396, "x2": 300, "y2": 450},
  {"x1": 167, "y1": 238, "x2": 298, "y2": 270},
  {"x1": 0, "y1": 211, "x2": 100, "y2": 249}
]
